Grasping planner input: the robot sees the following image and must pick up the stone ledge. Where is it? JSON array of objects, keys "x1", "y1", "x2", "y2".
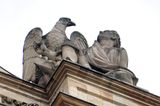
[
  {"x1": 48, "y1": 60, "x2": 160, "y2": 106},
  {"x1": 0, "y1": 60, "x2": 160, "y2": 106}
]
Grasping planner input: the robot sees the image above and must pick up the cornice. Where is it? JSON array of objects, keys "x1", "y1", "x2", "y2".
[{"x1": 0, "y1": 60, "x2": 160, "y2": 105}]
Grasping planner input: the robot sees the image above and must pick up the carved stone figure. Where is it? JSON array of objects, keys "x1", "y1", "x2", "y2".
[
  {"x1": 41, "y1": 17, "x2": 76, "y2": 67},
  {"x1": 86, "y1": 30, "x2": 128, "y2": 70},
  {"x1": 23, "y1": 27, "x2": 53, "y2": 83},
  {"x1": 23, "y1": 17, "x2": 76, "y2": 86},
  {"x1": 44, "y1": 17, "x2": 75, "y2": 51},
  {"x1": 86, "y1": 30, "x2": 137, "y2": 85},
  {"x1": 23, "y1": 17, "x2": 137, "y2": 86}
]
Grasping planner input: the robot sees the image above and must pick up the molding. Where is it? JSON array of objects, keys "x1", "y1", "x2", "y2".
[
  {"x1": 0, "y1": 60, "x2": 160, "y2": 105},
  {"x1": 47, "y1": 60, "x2": 160, "y2": 106},
  {"x1": 0, "y1": 71, "x2": 48, "y2": 103},
  {"x1": 52, "y1": 92, "x2": 95, "y2": 106}
]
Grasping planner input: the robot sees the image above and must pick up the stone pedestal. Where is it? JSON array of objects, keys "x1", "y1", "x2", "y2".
[{"x1": 0, "y1": 60, "x2": 160, "y2": 106}]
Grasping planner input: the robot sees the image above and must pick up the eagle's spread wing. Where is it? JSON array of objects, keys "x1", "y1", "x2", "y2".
[
  {"x1": 23, "y1": 27, "x2": 43, "y2": 81},
  {"x1": 23, "y1": 28, "x2": 42, "y2": 50},
  {"x1": 70, "y1": 31, "x2": 88, "y2": 51},
  {"x1": 70, "y1": 31, "x2": 91, "y2": 68},
  {"x1": 23, "y1": 27, "x2": 43, "y2": 63}
]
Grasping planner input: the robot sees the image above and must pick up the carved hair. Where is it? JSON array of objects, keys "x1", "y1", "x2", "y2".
[{"x1": 97, "y1": 30, "x2": 121, "y2": 48}]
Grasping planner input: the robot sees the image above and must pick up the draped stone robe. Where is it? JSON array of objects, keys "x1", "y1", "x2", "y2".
[{"x1": 86, "y1": 41, "x2": 128, "y2": 72}]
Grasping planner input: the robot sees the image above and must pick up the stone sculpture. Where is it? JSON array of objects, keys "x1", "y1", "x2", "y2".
[
  {"x1": 86, "y1": 30, "x2": 137, "y2": 85},
  {"x1": 40, "y1": 17, "x2": 75, "y2": 68},
  {"x1": 86, "y1": 30, "x2": 128, "y2": 70},
  {"x1": 23, "y1": 27, "x2": 53, "y2": 84},
  {"x1": 23, "y1": 17, "x2": 76, "y2": 86},
  {"x1": 23, "y1": 17, "x2": 137, "y2": 87}
]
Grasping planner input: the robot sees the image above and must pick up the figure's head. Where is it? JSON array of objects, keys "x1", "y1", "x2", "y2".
[
  {"x1": 97, "y1": 30, "x2": 121, "y2": 48},
  {"x1": 59, "y1": 17, "x2": 76, "y2": 27}
]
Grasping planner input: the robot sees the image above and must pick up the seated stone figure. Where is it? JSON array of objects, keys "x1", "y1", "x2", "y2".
[{"x1": 86, "y1": 30, "x2": 137, "y2": 85}]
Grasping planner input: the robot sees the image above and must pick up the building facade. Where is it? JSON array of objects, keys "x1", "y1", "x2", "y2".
[{"x1": 0, "y1": 60, "x2": 160, "y2": 106}]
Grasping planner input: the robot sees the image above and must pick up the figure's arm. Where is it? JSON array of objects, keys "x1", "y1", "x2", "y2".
[{"x1": 119, "y1": 48, "x2": 128, "y2": 68}]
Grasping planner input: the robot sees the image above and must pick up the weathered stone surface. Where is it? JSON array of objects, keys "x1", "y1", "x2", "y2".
[
  {"x1": 86, "y1": 30, "x2": 137, "y2": 85},
  {"x1": 86, "y1": 30, "x2": 128, "y2": 70},
  {"x1": 1, "y1": 96, "x2": 39, "y2": 106},
  {"x1": 70, "y1": 31, "x2": 91, "y2": 68},
  {"x1": 22, "y1": 18, "x2": 76, "y2": 86},
  {"x1": 22, "y1": 18, "x2": 137, "y2": 86},
  {"x1": 50, "y1": 61, "x2": 160, "y2": 106},
  {"x1": 0, "y1": 61, "x2": 160, "y2": 106},
  {"x1": 62, "y1": 39, "x2": 78, "y2": 62}
]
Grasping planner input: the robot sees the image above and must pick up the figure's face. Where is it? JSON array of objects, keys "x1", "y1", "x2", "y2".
[{"x1": 99, "y1": 38, "x2": 115, "y2": 48}]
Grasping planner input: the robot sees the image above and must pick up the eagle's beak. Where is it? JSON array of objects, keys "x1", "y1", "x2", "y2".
[{"x1": 67, "y1": 21, "x2": 76, "y2": 26}]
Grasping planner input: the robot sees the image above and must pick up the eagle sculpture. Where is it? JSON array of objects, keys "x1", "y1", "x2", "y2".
[{"x1": 23, "y1": 17, "x2": 75, "y2": 86}]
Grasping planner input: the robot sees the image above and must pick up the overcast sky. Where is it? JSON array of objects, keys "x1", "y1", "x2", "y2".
[{"x1": 0, "y1": 0, "x2": 160, "y2": 96}]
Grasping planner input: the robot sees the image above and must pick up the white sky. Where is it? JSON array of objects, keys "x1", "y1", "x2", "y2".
[{"x1": 0, "y1": 0, "x2": 160, "y2": 96}]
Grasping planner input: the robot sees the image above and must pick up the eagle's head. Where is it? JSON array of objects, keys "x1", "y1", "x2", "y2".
[{"x1": 59, "y1": 17, "x2": 76, "y2": 27}]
